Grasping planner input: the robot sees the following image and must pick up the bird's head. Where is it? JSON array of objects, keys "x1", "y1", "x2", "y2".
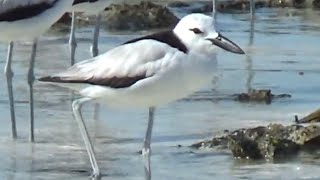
[{"x1": 173, "y1": 13, "x2": 245, "y2": 55}]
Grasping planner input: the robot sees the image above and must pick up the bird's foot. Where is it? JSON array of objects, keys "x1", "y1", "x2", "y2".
[
  {"x1": 90, "y1": 170, "x2": 102, "y2": 180},
  {"x1": 142, "y1": 147, "x2": 151, "y2": 157}
]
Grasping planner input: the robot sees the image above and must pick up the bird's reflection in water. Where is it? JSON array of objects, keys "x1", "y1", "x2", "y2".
[
  {"x1": 245, "y1": 12, "x2": 256, "y2": 92},
  {"x1": 7, "y1": 142, "x2": 17, "y2": 180}
]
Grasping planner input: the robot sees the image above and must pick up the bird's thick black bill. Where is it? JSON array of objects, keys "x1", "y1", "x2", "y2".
[{"x1": 207, "y1": 34, "x2": 245, "y2": 54}]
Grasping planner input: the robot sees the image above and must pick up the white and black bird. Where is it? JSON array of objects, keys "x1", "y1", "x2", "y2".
[
  {"x1": 39, "y1": 13, "x2": 244, "y2": 180},
  {"x1": 69, "y1": 0, "x2": 119, "y2": 65},
  {"x1": 69, "y1": 0, "x2": 109, "y2": 65},
  {"x1": 68, "y1": 0, "x2": 140, "y2": 65},
  {"x1": 0, "y1": 0, "x2": 92, "y2": 142}
]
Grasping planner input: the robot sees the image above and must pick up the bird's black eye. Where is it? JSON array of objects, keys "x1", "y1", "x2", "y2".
[
  {"x1": 216, "y1": 36, "x2": 222, "y2": 41},
  {"x1": 189, "y1": 28, "x2": 203, "y2": 34}
]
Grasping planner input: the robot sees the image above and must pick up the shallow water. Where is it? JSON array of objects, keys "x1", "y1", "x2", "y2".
[{"x1": 0, "y1": 7, "x2": 320, "y2": 180}]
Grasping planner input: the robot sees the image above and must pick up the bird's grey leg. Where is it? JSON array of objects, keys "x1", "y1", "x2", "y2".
[
  {"x1": 69, "y1": 12, "x2": 77, "y2": 65},
  {"x1": 28, "y1": 40, "x2": 38, "y2": 142},
  {"x1": 212, "y1": 0, "x2": 216, "y2": 21},
  {"x1": 72, "y1": 97, "x2": 101, "y2": 180},
  {"x1": 4, "y1": 41, "x2": 17, "y2": 139},
  {"x1": 90, "y1": 13, "x2": 102, "y2": 57},
  {"x1": 143, "y1": 107, "x2": 155, "y2": 180}
]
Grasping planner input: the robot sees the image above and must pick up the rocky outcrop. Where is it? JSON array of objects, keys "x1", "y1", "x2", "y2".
[
  {"x1": 296, "y1": 108, "x2": 320, "y2": 124},
  {"x1": 233, "y1": 89, "x2": 291, "y2": 104},
  {"x1": 54, "y1": 1, "x2": 179, "y2": 31},
  {"x1": 192, "y1": 123, "x2": 320, "y2": 160},
  {"x1": 103, "y1": 1, "x2": 179, "y2": 31},
  {"x1": 167, "y1": 1, "x2": 213, "y2": 13}
]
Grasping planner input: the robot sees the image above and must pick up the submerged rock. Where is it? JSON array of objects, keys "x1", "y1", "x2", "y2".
[
  {"x1": 293, "y1": 0, "x2": 307, "y2": 8},
  {"x1": 167, "y1": 0, "x2": 319, "y2": 13},
  {"x1": 233, "y1": 89, "x2": 291, "y2": 104},
  {"x1": 217, "y1": 0, "x2": 267, "y2": 12},
  {"x1": 167, "y1": 1, "x2": 191, "y2": 8},
  {"x1": 191, "y1": 135, "x2": 229, "y2": 149},
  {"x1": 167, "y1": 1, "x2": 213, "y2": 13},
  {"x1": 192, "y1": 123, "x2": 320, "y2": 160}
]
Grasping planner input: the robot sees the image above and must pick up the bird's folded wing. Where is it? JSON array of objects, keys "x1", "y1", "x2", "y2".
[{"x1": 39, "y1": 40, "x2": 181, "y2": 88}]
